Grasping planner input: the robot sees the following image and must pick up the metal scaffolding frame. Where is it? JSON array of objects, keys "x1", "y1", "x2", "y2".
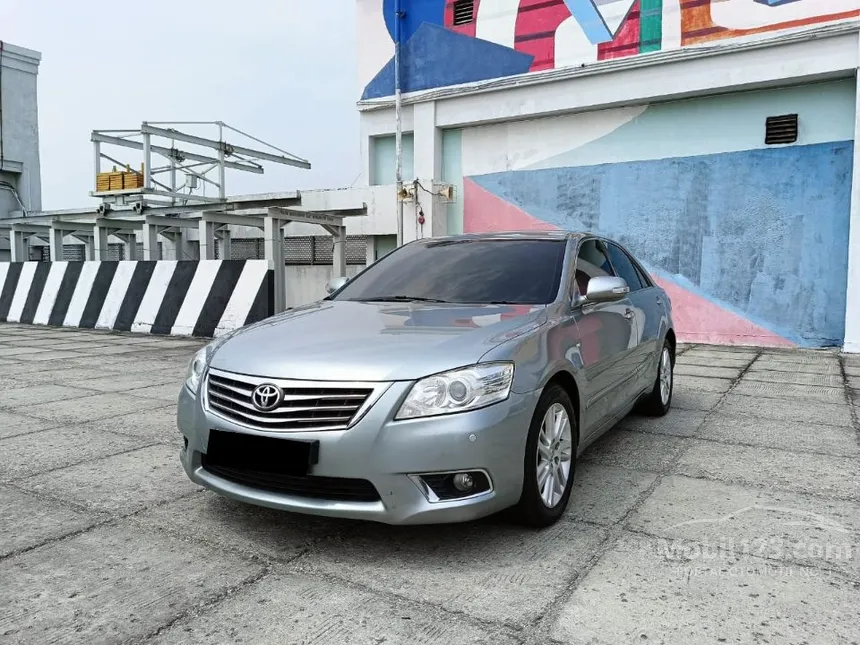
[
  {"x1": 0, "y1": 192, "x2": 368, "y2": 315},
  {"x1": 91, "y1": 121, "x2": 311, "y2": 208},
  {"x1": 0, "y1": 122, "x2": 368, "y2": 314}
]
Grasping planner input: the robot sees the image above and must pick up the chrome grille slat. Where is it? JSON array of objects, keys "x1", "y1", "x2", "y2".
[
  {"x1": 282, "y1": 393, "x2": 367, "y2": 402},
  {"x1": 210, "y1": 380, "x2": 254, "y2": 397},
  {"x1": 205, "y1": 368, "x2": 377, "y2": 433},
  {"x1": 209, "y1": 389, "x2": 357, "y2": 415},
  {"x1": 209, "y1": 402, "x2": 351, "y2": 425}
]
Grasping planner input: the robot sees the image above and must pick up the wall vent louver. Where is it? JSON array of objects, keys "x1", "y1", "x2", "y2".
[
  {"x1": 452, "y1": 0, "x2": 475, "y2": 26},
  {"x1": 765, "y1": 114, "x2": 799, "y2": 145}
]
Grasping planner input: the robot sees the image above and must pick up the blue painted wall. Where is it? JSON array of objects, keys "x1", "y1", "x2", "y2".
[
  {"x1": 362, "y1": 23, "x2": 533, "y2": 100},
  {"x1": 471, "y1": 142, "x2": 854, "y2": 346},
  {"x1": 381, "y1": 0, "x2": 445, "y2": 43}
]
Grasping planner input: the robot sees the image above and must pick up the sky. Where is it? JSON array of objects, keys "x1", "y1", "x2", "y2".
[{"x1": 1, "y1": 0, "x2": 361, "y2": 210}]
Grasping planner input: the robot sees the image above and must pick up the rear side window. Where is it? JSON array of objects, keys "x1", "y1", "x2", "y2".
[
  {"x1": 633, "y1": 260, "x2": 653, "y2": 289},
  {"x1": 606, "y1": 243, "x2": 645, "y2": 292}
]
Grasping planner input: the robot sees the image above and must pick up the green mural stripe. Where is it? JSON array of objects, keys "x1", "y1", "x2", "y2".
[{"x1": 639, "y1": 0, "x2": 663, "y2": 53}]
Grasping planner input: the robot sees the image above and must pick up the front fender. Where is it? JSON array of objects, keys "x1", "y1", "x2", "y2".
[{"x1": 479, "y1": 324, "x2": 588, "y2": 435}]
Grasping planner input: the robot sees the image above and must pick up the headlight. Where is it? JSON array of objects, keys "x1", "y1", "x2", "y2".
[
  {"x1": 185, "y1": 332, "x2": 236, "y2": 395},
  {"x1": 184, "y1": 347, "x2": 210, "y2": 395},
  {"x1": 395, "y1": 362, "x2": 514, "y2": 420}
]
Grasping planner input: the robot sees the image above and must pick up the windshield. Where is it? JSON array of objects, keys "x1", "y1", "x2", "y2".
[{"x1": 332, "y1": 238, "x2": 567, "y2": 305}]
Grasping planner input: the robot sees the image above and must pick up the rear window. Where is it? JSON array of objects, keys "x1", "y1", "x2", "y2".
[{"x1": 333, "y1": 238, "x2": 567, "y2": 305}]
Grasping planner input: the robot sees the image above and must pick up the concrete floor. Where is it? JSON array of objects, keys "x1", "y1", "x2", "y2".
[{"x1": 1, "y1": 324, "x2": 859, "y2": 645}]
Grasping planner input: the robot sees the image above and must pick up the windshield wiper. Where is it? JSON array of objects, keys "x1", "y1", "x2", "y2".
[{"x1": 352, "y1": 295, "x2": 451, "y2": 303}]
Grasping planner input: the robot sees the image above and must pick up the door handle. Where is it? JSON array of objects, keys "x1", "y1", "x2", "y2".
[{"x1": 624, "y1": 308, "x2": 635, "y2": 320}]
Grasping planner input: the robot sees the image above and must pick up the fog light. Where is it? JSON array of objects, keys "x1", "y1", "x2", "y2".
[{"x1": 452, "y1": 473, "x2": 474, "y2": 492}]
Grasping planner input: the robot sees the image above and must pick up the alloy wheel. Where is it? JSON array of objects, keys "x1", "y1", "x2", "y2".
[
  {"x1": 536, "y1": 403, "x2": 573, "y2": 508},
  {"x1": 659, "y1": 347, "x2": 672, "y2": 406}
]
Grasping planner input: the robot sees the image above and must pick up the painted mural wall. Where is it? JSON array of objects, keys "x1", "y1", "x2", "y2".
[
  {"x1": 452, "y1": 81, "x2": 856, "y2": 348},
  {"x1": 358, "y1": 0, "x2": 860, "y2": 99}
]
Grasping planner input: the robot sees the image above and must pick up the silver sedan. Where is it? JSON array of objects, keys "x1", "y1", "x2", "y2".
[{"x1": 177, "y1": 231, "x2": 675, "y2": 527}]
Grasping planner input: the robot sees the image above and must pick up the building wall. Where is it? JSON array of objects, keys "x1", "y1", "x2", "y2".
[
  {"x1": 0, "y1": 43, "x2": 42, "y2": 217},
  {"x1": 358, "y1": 0, "x2": 860, "y2": 99},
  {"x1": 445, "y1": 80, "x2": 855, "y2": 348},
  {"x1": 286, "y1": 264, "x2": 365, "y2": 308}
]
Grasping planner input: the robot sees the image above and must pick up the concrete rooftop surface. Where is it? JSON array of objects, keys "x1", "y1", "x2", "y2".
[{"x1": 0, "y1": 324, "x2": 859, "y2": 644}]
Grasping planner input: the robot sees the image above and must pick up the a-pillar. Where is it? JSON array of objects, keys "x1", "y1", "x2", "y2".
[
  {"x1": 264, "y1": 215, "x2": 286, "y2": 314},
  {"x1": 411, "y1": 101, "x2": 446, "y2": 241},
  {"x1": 844, "y1": 58, "x2": 860, "y2": 352},
  {"x1": 93, "y1": 224, "x2": 110, "y2": 260},
  {"x1": 10, "y1": 230, "x2": 27, "y2": 262},
  {"x1": 142, "y1": 222, "x2": 160, "y2": 260},
  {"x1": 198, "y1": 219, "x2": 217, "y2": 260},
  {"x1": 49, "y1": 227, "x2": 65, "y2": 261}
]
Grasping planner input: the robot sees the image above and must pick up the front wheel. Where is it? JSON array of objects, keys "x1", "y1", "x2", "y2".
[
  {"x1": 639, "y1": 339, "x2": 674, "y2": 417},
  {"x1": 511, "y1": 384, "x2": 577, "y2": 528}
]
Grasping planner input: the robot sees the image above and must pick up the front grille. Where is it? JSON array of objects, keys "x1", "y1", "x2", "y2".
[
  {"x1": 206, "y1": 369, "x2": 375, "y2": 432},
  {"x1": 202, "y1": 458, "x2": 381, "y2": 502}
]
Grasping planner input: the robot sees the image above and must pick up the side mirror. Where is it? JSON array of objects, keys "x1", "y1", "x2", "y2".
[
  {"x1": 325, "y1": 276, "x2": 350, "y2": 294},
  {"x1": 583, "y1": 276, "x2": 630, "y2": 303}
]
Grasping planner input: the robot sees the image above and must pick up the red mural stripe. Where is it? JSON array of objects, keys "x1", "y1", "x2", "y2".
[
  {"x1": 520, "y1": 0, "x2": 566, "y2": 12},
  {"x1": 597, "y1": 0, "x2": 641, "y2": 61},
  {"x1": 514, "y1": 0, "x2": 572, "y2": 71},
  {"x1": 515, "y1": 30, "x2": 556, "y2": 43},
  {"x1": 683, "y1": 26, "x2": 727, "y2": 39}
]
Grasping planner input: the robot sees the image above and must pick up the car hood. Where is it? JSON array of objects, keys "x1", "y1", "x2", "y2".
[{"x1": 209, "y1": 300, "x2": 547, "y2": 382}]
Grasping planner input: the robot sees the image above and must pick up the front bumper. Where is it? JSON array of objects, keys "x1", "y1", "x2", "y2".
[{"x1": 177, "y1": 378, "x2": 539, "y2": 525}]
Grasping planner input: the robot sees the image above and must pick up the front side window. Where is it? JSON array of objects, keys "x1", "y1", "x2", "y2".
[
  {"x1": 332, "y1": 238, "x2": 567, "y2": 305},
  {"x1": 606, "y1": 243, "x2": 645, "y2": 292},
  {"x1": 574, "y1": 239, "x2": 615, "y2": 297}
]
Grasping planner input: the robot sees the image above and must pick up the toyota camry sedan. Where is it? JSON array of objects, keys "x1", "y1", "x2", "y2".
[{"x1": 177, "y1": 231, "x2": 675, "y2": 527}]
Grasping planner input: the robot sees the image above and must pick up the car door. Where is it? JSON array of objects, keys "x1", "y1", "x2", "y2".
[
  {"x1": 605, "y1": 242, "x2": 662, "y2": 395},
  {"x1": 570, "y1": 238, "x2": 639, "y2": 433}
]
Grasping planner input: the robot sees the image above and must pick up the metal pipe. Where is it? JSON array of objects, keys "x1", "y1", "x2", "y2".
[
  {"x1": 142, "y1": 131, "x2": 152, "y2": 190},
  {"x1": 169, "y1": 136, "x2": 177, "y2": 206},
  {"x1": 394, "y1": 0, "x2": 404, "y2": 247},
  {"x1": 218, "y1": 122, "x2": 226, "y2": 200},
  {"x1": 93, "y1": 141, "x2": 101, "y2": 190}
]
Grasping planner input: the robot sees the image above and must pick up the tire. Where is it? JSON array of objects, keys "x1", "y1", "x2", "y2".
[
  {"x1": 511, "y1": 384, "x2": 577, "y2": 528},
  {"x1": 639, "y1": 338, "x2": 674, "y2": 417}
]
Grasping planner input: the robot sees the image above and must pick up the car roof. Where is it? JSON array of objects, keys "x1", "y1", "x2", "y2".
[{"x1": 428, "y1": 230, "x2": 591, "y2": 242}]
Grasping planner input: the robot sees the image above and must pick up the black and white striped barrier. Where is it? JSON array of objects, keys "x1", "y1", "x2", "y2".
[{"x1": 0, "y1": 260, "x2": 273, "y2": 337}]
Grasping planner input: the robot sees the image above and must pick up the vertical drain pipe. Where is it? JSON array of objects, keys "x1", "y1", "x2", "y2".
[
  {"x1": 0, "y1": 41, "x2": 5, "y2": 171},
  {"x1": 394, "y1": 0, "x2": 404, "y2": 247}
]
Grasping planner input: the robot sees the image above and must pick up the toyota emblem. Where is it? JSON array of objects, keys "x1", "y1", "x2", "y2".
[{"x1": 251, "y1": 383, "x2": 282, "y2": 411}]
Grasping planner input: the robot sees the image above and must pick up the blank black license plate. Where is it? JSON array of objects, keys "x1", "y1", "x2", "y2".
[{"x1": 206, "y1": 429, "x2": 319, "y2": 476}]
